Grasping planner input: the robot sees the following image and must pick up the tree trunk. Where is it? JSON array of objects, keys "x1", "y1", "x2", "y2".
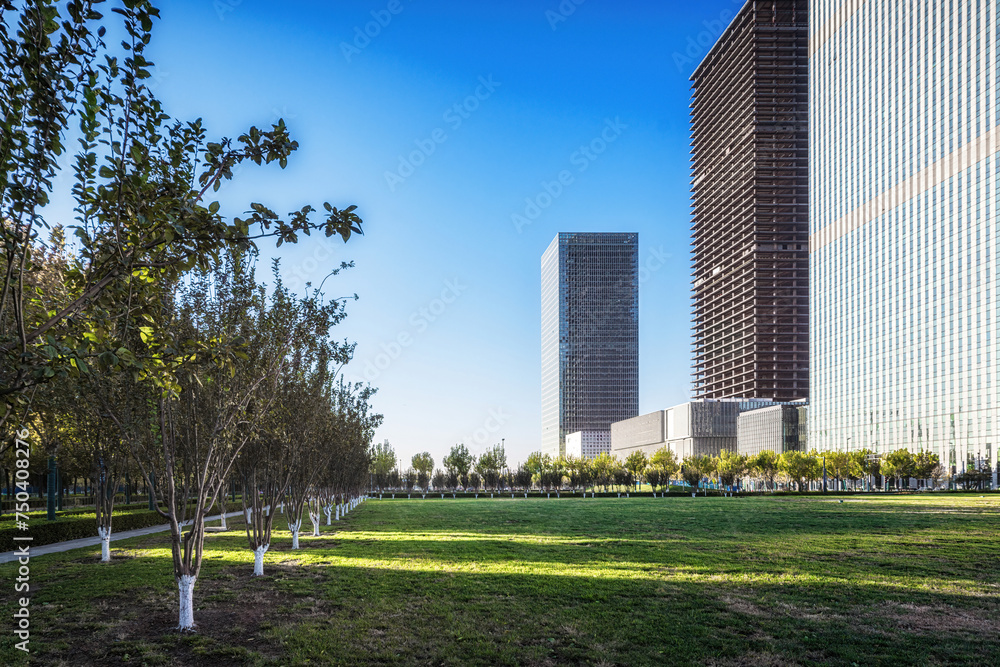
[
  {"x1": 177, "y1": 575, "x2": 197, "y2": 630},
  {"x1": 98, "y1": 527, "x2": 111, "y2": 562},
  {"x1": 308, "y1": 511, "x2": 320, "y2": 536},
  {"x1": 290, "y1": 521, "x2": 301, "y2": 549},
  {"x1": 324, "y1": 505, "x2": 332, "y2": 525},
  {"x1": 252, "y1": 545, "x2": 268, "y2": 577}
]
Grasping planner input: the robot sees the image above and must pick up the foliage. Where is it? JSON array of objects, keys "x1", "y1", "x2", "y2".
[
  {"x1": 0, "y1": 0, "x2": 363, "y2": 435},
  {"x1": 442, "y1": 444, "x2": 474, "y2": 487},
  {"x1": 715, "y1": 450, "x2": 746, "y2": 488},
  {"x1": 623, "y1": 451, "x2": 648, "y2": 490},
  {"x1": 370, "y1": 440, "x2": 397, "y2": 492},
  {"x1": 411, "y1": 452, "x2": 434, "y2": 480}
]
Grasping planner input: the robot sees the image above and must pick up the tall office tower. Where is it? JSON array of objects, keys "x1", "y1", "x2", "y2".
[
  {"x1": 690, "y1": 0, "x2": 810, "y2": 402},
  {"x1": 541, "y1": 233, "x2": 639, "y2": 458},
  {"x1": 810, "y1": 0, "x2": 998, "y2": 481}
]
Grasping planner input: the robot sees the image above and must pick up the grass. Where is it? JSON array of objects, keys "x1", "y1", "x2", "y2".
[{"x1": 2, "y1": 495, "x2": 1000, "y2": 665}]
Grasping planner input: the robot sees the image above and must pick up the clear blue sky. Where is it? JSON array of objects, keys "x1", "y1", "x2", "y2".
[{"x1": 144, "y1": 0, "x2": 745, "y2": 468}]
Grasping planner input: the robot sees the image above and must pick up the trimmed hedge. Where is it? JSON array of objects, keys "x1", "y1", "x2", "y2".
[
  {"x1": 0, "y1": 508, "x2": 176, "y2": 551},
  {"x1": 0, "y1": 501, "x2": 156, "y2": 521},
  {"x1": 0, "y1": 499, "x2": 214, "y2": 551}
]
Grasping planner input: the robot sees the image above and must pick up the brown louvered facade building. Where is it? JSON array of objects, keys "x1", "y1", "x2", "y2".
[{"x1": 690, "y1": 0, "x2": 808, "y2": 402}]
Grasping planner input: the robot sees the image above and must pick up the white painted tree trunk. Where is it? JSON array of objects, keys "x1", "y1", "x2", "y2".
[
  {"x1": 244, "y1": 508, "x2": 252, "y2": 523},
  {"x1": 252, "y1": 544, "x2": 269, "y2": 576},
  {"x1": 309, "y1": 511, "x2": 320, "y2": 536},
  {"x1": 280, "y1": 502, "x2": 284, "y2": 514},
  {"x1": 290, "y1": 521, "x2": 301, "y2": 549},
  {"x1": 324, "y1": 506, "x2": 332, "y2": 525},
  {"x1": 98, "y1": 527, "x2": 111, "y2": 562},
  {"x1": 335, "y1": 504, "x2": 341, "y2": 521},
  {"x1": 177, "y1": 575, "x2": 197, "y2": 630},
  {"x1": 220, "y1": 512, "x2": 227, "y2": 529}
]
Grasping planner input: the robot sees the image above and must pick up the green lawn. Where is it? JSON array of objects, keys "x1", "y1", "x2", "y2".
[{"x1": 3, "y1": 495, "x2": 1000, "y2": 665}]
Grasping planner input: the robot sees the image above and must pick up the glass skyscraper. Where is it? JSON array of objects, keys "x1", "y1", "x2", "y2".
[
  {"x1": 809, "y1": 0, "x2": 997, "y2": 479},
  {"x1": 541, "y1": 233, "x2": 639, "y2": 458}
]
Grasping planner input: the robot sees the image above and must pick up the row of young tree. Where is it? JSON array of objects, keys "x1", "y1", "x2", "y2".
[
  {"x1": 370, "y1": 444, "x2": 961, "y2": 495},
  {"x1": 1, "y1": 1, "x2": 379, "y2": 631}
]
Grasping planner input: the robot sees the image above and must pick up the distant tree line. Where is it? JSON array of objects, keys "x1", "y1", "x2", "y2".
[{"x1": 368, "y1": 444, "x2": 975, "y2": 494}]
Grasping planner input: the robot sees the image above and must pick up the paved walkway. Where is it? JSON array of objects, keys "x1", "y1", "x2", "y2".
[{"x1": 0, "y1": 511, "x2": 243, "y2": 564}]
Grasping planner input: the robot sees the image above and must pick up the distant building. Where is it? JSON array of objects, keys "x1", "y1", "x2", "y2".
[
  {"x1": 565, "y1": 431, "x2": 611, "y2": 460},
  {"x1": 541, "y1": 232, "x2": 639, "y2": 458},
  {"x1": 737, "y1": 404, "x2": 808, "y2": 457},
  {"x1": 690, "y1": 0, "x2": 809, "y2": 402},
  {"x1": 611, "y1": 399, "x2": 780, "y2": 460}
]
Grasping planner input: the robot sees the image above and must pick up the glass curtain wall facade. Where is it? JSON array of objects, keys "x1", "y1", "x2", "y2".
[
  {"x1": 690, "y1": 0, "x2": 810, "y2": 402},
  {"x1": 541, "y1": 233, "x2": 639, "y2": 458},
  {"x1": 809, "y1": 0, "x2": 998, "y2": 479}
]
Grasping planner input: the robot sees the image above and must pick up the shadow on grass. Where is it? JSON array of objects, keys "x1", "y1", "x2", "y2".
[{"x1": 4, "y1": 554, "x2": 998, "y2": 667}]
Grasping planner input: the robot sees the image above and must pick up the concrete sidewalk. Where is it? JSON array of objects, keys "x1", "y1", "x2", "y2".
[{"x1": 0, "y1": 511, "x2": 243, "y2": 564}]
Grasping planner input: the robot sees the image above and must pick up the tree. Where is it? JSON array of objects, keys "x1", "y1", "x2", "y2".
[
  {"x1": 524, "y1": 451, "x2": 549, "y2": 479},
  {"x1": 513, "y1": 464, "x2": 533, "y2": 492},
  {"x1": 930, "y1": 463, "x2": 947, "y2": 489},
  {"x1": 443, "y1": 444, "x2": 474, "y2": 487},
  {"x1": 882, "y1": 449, "x2": 915, "y2": 490},
  {"x1": 716, "y1": 450, "x2": 747, "y2": 489},
  {"x1": 477, "y1": 444, "x2": 507, "y2": 491},
  {"x1": 624, "y1": 451, "x2": 648, "y2": 491},
  {"x1": 650, "y1": 446, "x2": 680, "y2": 483},
  {"x1": 644, "y1": 467, "x2": 662, "y2": 493},
  {"x1": 778, "y1": 451, "x2": 813, "y2": 491},
  {"x1": 128, "y1": 252, "x2": 349, "y2": 628},
  {"x1": 0, "y1": 0, "x2": 364, "y2": 435},
  {"x1": 234, "y1": 273, "x2": 355, "y2": 574},
  {"x1": 912, "y1": 450, "x2": 939, "y2": 487},
  {"x1": 370, "y1": 440, "x2": 396, "y2": 492},
  {"x1": 850, "y1": 449, "x2": 881, "y2": 490},
  {"x1": 590, "y1": 452, "x2": 617, "y2": 492},
  {"x1": 824, "y1": 450, "x2": 851, "y2": 490},
  {"x1": 431, "y1": 469, "x2": 446, "y2": 492},
  {"x1": 411, "y1": 452, "x2": 434, "y2": 488},
  {"x1": 749, "y1": 450, "x2": 779, "y2": 491},
  {"x1": 681, "y1": 455, "x2": 710, "y2": 490}
]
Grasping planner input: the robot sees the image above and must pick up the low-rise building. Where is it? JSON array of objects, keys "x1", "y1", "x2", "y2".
[
  {"x1": 565, "y1": 430, "x2": 611, "y2": 460},
  {"x1": 611, "y1": 399, "x2": 782, "y2": 459},
  {"x1": 736, "y1": 404, "x2": 808, "y2": 457}
]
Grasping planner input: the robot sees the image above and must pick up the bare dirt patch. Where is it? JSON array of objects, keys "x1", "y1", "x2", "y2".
[{"x1": 875, "y1": 601, "x2": 1000, "y2": 637}]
